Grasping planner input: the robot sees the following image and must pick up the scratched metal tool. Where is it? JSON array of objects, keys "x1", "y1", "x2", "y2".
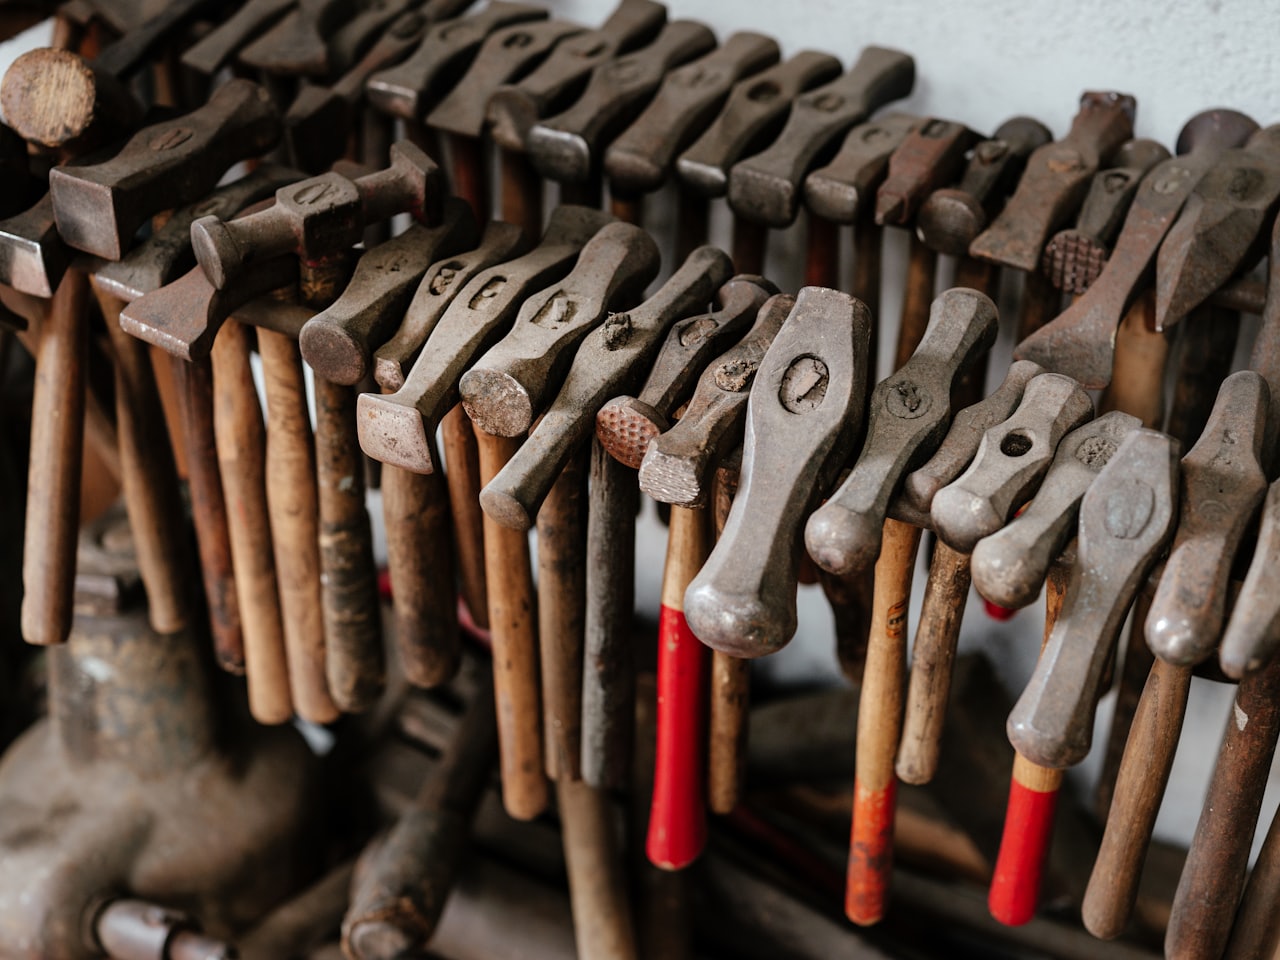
[
  {"x1": 486, "y1": 0, "x2": 668, "y2": 155},
  {"x1": 366, "y1": 3, "x2": 548, "y2": 121},
  {"x1": 803, "y1": 111, "x2": 920, "y2": 317},
  {"x1": 603, "y1": 32, "x2": 779, "y2": 241},
  {"x1": 356, "y1": 205, "x2": 616, "y2": 474},
  {"x1": 0, "y1": 193, "x2": 75, "y2": 298},
  {"x1": 92, "y1": 164, "x2": 303, "y2": 302},
  {"x1": 48, "y1": 79, "x2": 282, "y2": 260},
  {"x1": 479, "y1": 246, "x2": 733, "y2": 530},
  {"x1": 237, "y1": 0, "x2": 360, "y2": 77},
  {"x1": 676, "y1": 49, "x2": 842, "y2": 273},
  {"x1": 1146, "y1": 371, "x2": 1269, "y2": 668},
  {"x1": 726, "y1": 45, "x2": 916, "y2": 229},
  {"x1": 299, "y1": 197, "x2": 478, "y2": 385},
  {"x1": 1040, "y1": 138, "x2": 1170, "y2": 294},
  {"x1": 876, "y1": 118, "x2": 980, "y2": 368},
  {"x1": 526, "y1": 19, "x2": 717, "y2": 186},
  {"x1": 458, "y1": 221, "x2": 659, "y2": 439},
  {"x1": 596, "y1": 275, "x2": 776, "y2": 469},
  {"x1": 1154, "y1": 123, "x2": 1280, "y2": 331},
  {"x1": 373, "y1": 221, "x2": 528, "y2": 391},
  {"x1": 931, "y1": 373, "x2": 1093, "y2": 553},
  {"x1": 1015, "y1": 109, "x2": 1258, "y2": 387},
  {"x1": 683, "y1": 287, "x2": 872, "y2": 658},
  {"x1": 181, "y1": 0, "x2": 296, "y2": 77},
  {"x1": 969, "y1": 410, "x2": 1142, "y2": 611},
  {"x1": 1082, "y1": 371, "x2": 1269, "y2": 941},
  {"x1": 190, "y1": 140, "x2": 443, "y2": 291},
  {"x1": 903, "y1": 359, "x2": 1043, "y2": 512},
  {"x1": 1006, "y1": 428, "x2": 1179, "y2": 770},
  {"x1": 916, "y1": 116, "x2": 1052, "y2": 259},
  {"x1": 804, "y1": 288, "x2": 999, "y2": 577},
  {"x1": 638, "y1": 293, "x2": 794, "y2": 508}
]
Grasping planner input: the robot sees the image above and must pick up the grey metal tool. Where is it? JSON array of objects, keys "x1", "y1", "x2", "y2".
[
  {"x1": 804, "y1": 288, "x2": 999, "y2": 576},
  {"x1": 1006, "y1": 428, "x2": 1179, "y2": 769},
  {"x1": 478, "y1": 246, "x2": 734, "y2": 529},
  {"x1": 969, "y1": 410, "x2": 1143, "y2": 610},
  {"x1": 683, "y1": 287, "x2": 873, "y2": 658},
  {"x1": 457, "y1": 221, "x2": 661, "y2": 438},
  {"x1": 638, "y1": 293, "x2": 794, "y2": 507},
  {"x1": 930, "y1": 373, "x2": 1094, "y2": 553}
]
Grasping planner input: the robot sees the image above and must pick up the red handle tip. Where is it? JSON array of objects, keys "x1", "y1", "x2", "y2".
[
  {"x1": 846, "y1": 776, "x2": 897, "y2": 925},
  {"x1": 989, "y1": 776, "x2": 1059, "y2": 925}
]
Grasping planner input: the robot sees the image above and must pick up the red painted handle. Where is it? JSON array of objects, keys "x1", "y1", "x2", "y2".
[
  {"x1": 989, "y1": 759, "x2": 1061, "y2": 925},
  {"x1": 647, "y1": 604, "x2": 709, "y2": 870},
  {"x1": 846, "y1": 776, "x2": 897, "y2": 925},
  {"x1": 984, "y1": 598, "x2": 1019, "y2": 622}
]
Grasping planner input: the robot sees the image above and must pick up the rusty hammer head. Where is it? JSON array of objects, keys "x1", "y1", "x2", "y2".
[{"x1": 191, "y1": 141, "x2": 444, "y2": 291}]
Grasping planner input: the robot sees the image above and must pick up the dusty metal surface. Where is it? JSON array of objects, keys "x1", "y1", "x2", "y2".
[
  {"x1": 903, "y1": 359, "x2": 1042, "y2": 512},
  {"x1": 804, "y1": 288, "x2": 998, "y2": 576},
  {"x1": 458, "y1": 220, "x2": 659, "y2": 438},
  {"x1": 969, "y1": 91, "x2": 1136, "y2": 272},
  {"x1": 638, "y1": 293, "x2": 793, "y2": 507},
  {"x1": 677, "y1": 50, "x2": 842, "y2": 199},
  {"x1": 427, "y1": 19, "x2": 586, "y2": 138},
  {"x1": 931, "y1": 373, "x2": 1094, "y2": 553},
  {"x1": 916, "y1": 117, "x2": 1052, "y2": 256},
  {"x1": 0, "y1": 511, "x2": 318, "y2": 958},
  {"x1": 0, "y1": 192, "x2": 73, "y2": 297},
  {"x1": 486, "y1": 0, "x2": 667, "y2": 154},
  {"x1": 1015, "y1": 108, "x2": 1258, "y2": 387},
  {"x1": 373, "y1": 221, "x2": 527, "y2": 391},
  {"x1": 93, "y1": 164, "x2": 302, "y2": 302},
  {"x1": 191, "y1": 141, "x2": 443, "y2": 291},
  {"x1": 49, "y1": 80, "x2": 281, "y2": 260},
  {"x1": 725, "y1": 46, "x2": 915, "y2": 227},
  {"x1": 802, "y1": 112, "x2": 919, "y2": 224},
  {"x1": 1006, "y1": 428, "x2": 1179, "y2": 768},
  {"x1": 603, "y1": 32, "x2": 779, "y2": 196},
  {"x1": 1154, "y1": 123, "x2": 1280, "y2": 330},
  {"x1": 596, "y1": 275, "x2": 775, "y2": 469},
  {"x1": 969, "y1": 410, "x2": 1140, "y2": 611},
  {"x1": 356, "y1": 205, "x2": 615, "y2": 473},
  {"x1": 237, "y1": 0, "x2": 356, "y2": 77},
  {"x1": 874, "y1": 118, "x2": 977, "y2": 226},
  {"x1": 477, "y1": 245, "x2": 732, "y2": 529},
  {"x1": 683, "y1": 288, "x2": 871, "y2": 657},
  {"x1": 1146, "y1": 370, "x2": 1269, "y2": 667},
  {"x1": 526, "y1": 20, "x2": 716, "y2": 184},
  {"x1": 299, "y1": 198, "x2": 478, "y2": 385},
  {"x1": 180, "y1": 0, "x2": 296, "y2": 76},
  {"x1": 1040, "y1": 138, "x2": 1170, "y2": 293},
  {"x1": 1222, "y1": 476, "x2": 1280, "y2": 678}
]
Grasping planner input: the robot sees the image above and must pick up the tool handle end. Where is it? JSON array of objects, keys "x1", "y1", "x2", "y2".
[{"x1": 988, "y1": 757, "x2": 1062, "y2": 926}]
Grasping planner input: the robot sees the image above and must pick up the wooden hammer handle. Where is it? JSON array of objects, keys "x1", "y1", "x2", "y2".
[
  {"x1": 475, "y1": 427, "x2": 547, "y2": 820},
  {"x1": 382, "y1": 461, "x2": 459, "y2": 689},
  {"x1": 257, "y1": 328, "x2": 338, "y2": 725},
  {"x1": 98, "y1": 285, "x2": 190, "y2": 635},
  {"x1": 21, "y1": 268, "x2": 88, "y2": 647},
  {"x1": 988, "y1": 559, "x2": 1069, "y2": 926},
  {"x1": 846, "y1": 516, "x2": 921, "y2": 926},
  {"x1": 210, "y1": 320, "x2": 291, "y2": 724},
  {"x1": 172, "y1": 353, "x2": 244, "y2": 673},
  {"x1": 558, "y1": 777, "x2": 639, "y2": 960},
  {"x1": 1082, "y1": 656, "x2": 1191, "y2": 939},
  {"x1": 897, "y1": 539, "x2": 972, "y2": 785},
  {"x1": 648, "y1": 504, "x2": 710, "y2": 870},
  {"x1": 442, "y1": 404, "x2": 489, "y2": 630},
  {"x1": 315, "y1": 377, "x2": 385, "y2": 712}
]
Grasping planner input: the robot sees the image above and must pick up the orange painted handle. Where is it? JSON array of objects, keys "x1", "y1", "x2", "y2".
[
  {"x1": 847, "y1": 775, "x2": 897, "y2": 925},
  {"x1": 647, "y1": 604, "x2": 709, "y2": 870},
  {"x1": 989, "y1": 756, "x2": 1062, "y2": 925}
]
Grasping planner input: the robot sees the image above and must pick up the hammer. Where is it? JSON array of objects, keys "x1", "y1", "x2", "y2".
[
  {"x1": 971, "y1": 91, "x2": 1136, "y2": 343},
  {"x1": 726, "y1": 46, "x2": 915, "y2": 289},
  {"x1": 678, "y1": 50, "x2": 842, "y2": 274}
]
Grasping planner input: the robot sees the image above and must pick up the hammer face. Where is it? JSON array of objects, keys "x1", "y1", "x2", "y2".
[
  {"x1": 804, "y1": 112, "x2": 920, "y2": 224},
  {"x1": 1007, "y1": 428, "x2": 1179, "y2": 769},
  {"x1": 0, "y1": 194, "x2": 68, "y2": 298}
]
